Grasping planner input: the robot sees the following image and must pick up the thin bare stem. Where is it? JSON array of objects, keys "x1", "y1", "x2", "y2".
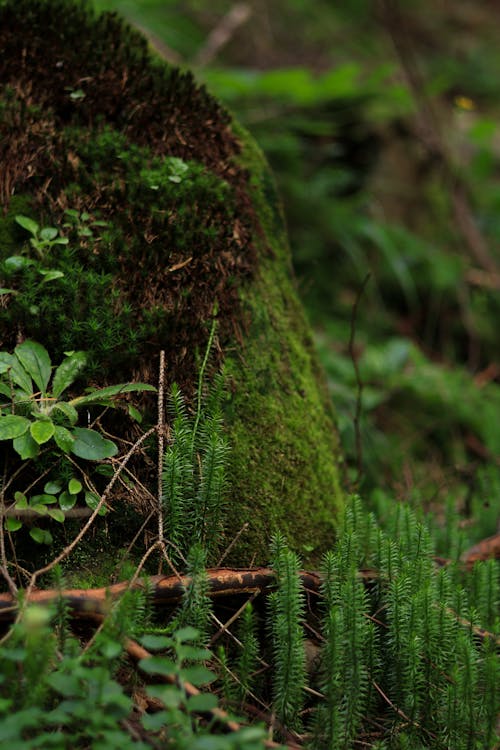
[
  {"x1": 217, "y1": 521, "x2": 249, "y2": 566},
  {"x1": 194, "y1": 3, "x2": 252, "y2": 66},
  {"x1": 157, "y1": 350, "x2": 166, "y2": 544}
]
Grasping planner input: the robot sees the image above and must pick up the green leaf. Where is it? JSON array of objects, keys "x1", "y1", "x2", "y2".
[
  {"x1": 3, "y1": 255, "x2": 34, "y2": 272},
  {"x1": 69, "y1": 89, "x2": 85, "y2": 101},
  {"x1": 46, "y1": 671, "x2": 81, "y2": 696},
  {"x1": 180, "y1": 665, "x2": 215, "y2": 686},
  {"x1": 71, "y1": 428, "x2": 118, "y2": 460},
  {"x1": 174, "y1": 626, "x2": 201, "y2": 643},
  {"x1": 53, "y1": 426, "x2": 74, "y2": 453},
  {"x1": 15, "y1": 214, "x2": 39, "y2": 236},
  {"x1": 139, "y1": 656, "x2": 177, "y2": 678},
  {"x1": 0, "y1": 415, "x2": 30, "y2": 440},
  {"x1": 30, "y1": 419, "x2": 55, "y2": 445},
  {"x1": 58, "y1": 491, "x2": 76, "y2": 511},
  {"x1": 9, "y1": 357, "x2": 33, "y2": 394},
  {"x1": 31, "y1": 494, "x2": 57, "y2": 506},
  {"x1": 47, "y1": 508, "x2": 65, "y2": 523},
  {"x1": 101, "y1": 639, "x2": 122, "y2": 660},
  {"x1": 146, "y1": 685, "x2": 183, "y2": 709},
  {"x1": 0, "y1": 352, "x2": 14, "y2": 374},
  {"x1": 0, "y1": 288, "x2": 19, "y2": 295},
  {"x1": 14, "y1": 492, "x2": 28, "y2": 509},
  {"x1": 139, "y1": 634, "x2": 173, "y2": 651},
  {"x1": 51, "y1": 402, "x2": 78, "y2": 426},
  {"x1": 52, "y1": 351, "x2": 87, "y2": 398},
  {"x1": 5, "y1": 518, "x2": 22, "y2": 532},
  {"x1": 15, "y1": 340, "x2": 52, "y2": 394},
  {"x1": 141, "y1": 711, "x2": 172, "y2": 731},
  {"x1": 30, "y1": 527, "x2": 53, "y2": 545},
  {"x1": 176, "y1": 645, "x2": 212, "y2": 662},
  {"x1": 13, "y1": 431, "x2": 39, "y2": 459},
  {"x1": 44, "y1": 481, "x2": 63, "y2": 495},
  {"x1": 0, "y1": 382, "x2": 11, "y2": 398},
  {"x1": 186, "y1": 693, "x2": 218, "y2": 712},
  {"x1": 68, "y1": 478, "x2": 82, "y2": 495},
  {"x1": 84, "y1": 491, "x2": 107, "y2": 515},
  {"x1": 29, "y1": 504, "x2": 48, "y2": 516},
  {"x1": 128, "y1": 404, "x2": 142, "y2": 423},
  {"x1": 39, "y1": 270, "x2": 65, "y2": 283},
  {"x1": 39, "y1": 227, "x2": 58, "y2": 241},
  {"x1": 70, "y1": 382, "x2": 156, "y2": 407}
]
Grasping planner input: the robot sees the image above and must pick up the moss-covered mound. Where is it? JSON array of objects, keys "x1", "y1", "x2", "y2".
[{"x1": 0, "y1": 0, "x2": 343, "y2": 563}]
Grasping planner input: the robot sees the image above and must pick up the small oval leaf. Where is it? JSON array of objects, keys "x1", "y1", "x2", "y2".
[
  {"x1": 15, "y1": 215, "x2": 39, "y2": 235},
  {"x1": 71, "y1": 428, "x2": 118, "y2": 460},
  {"x1": 39, "y1": 270, "x2": 65, "y2": 283},
  {"x1": 53, "y1": 426, "x2": 74, "y2": 453},
  {"x1": 40, "y1": 227, "x2": 58, "y2": 241},
  {"x1": 0, "y1": 415, "x2": 30, "y2": 440},
  {"x1": 47, "y1": 508, "x2": 65, "y2": 523},
  {"x1": 14, "y1": 492, "x2": 28, "y2": 509},
  {"x1": 58, "y1": 491, "x2": 76, "y2": 511},
  {"x1": 3, "y1": 255, "x2": 34, "y2": 273},
  {"x1": 5, "y1": 518, "x2": 22, "y2": 532},
  {"x1": 30, "y1": 419, "x2": 55, "y2": 445},
  {"x1": 30, "y1": 527, "x2": 53, "y2": 545},
  {"x1": 84, "y1": 491, "x2": 107, "y2": 515},
  {"x1": 44, "y1": 481, "x2": 63, "y2": 495},
  {"x1": 13, "y1": 431, "x2": 39, "y2": 459},
  {"x1": 68, "y1": 478, "x2": 82, "y2": 495}
]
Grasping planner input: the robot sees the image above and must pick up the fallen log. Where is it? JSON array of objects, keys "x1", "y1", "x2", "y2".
[{"x1": 0, "y1": 567, "x2": 323, "y2": 621}]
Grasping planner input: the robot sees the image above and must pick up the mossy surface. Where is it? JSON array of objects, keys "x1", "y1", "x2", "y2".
[
  {"x1": 222, "y1": 128, "x2": 343, "y2": 562},
  {"x1": 0, "y1": 0, "x2": 255, "y2": 385},
  {"x1": 0, "y1": 0, "x2": 343, "y2": 569}
]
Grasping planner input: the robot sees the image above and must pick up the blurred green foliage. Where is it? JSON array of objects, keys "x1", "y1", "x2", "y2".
[{"x1": 93, "y1": 0, "x2": 499, "y2": 541}]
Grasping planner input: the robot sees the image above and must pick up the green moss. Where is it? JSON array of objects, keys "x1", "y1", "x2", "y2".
[
  {"x1": 0, "y1": 115, "x2": 246, "y2": 381},
  {"x1": 222, "y1": 129, "x2": 344, "y2": 564},
  {"x1": 0, "y1": 0, "x2": 344, "y2": 572}
]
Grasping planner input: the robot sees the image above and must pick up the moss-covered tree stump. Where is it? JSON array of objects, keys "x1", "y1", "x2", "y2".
[{"x1": 0, "y1": 0, "x2": 343, "y2": 566}]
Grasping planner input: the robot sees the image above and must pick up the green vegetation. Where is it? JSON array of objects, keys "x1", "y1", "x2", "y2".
[
  {"x1": 0, "y1": 499, "x2": 497, "y2": 748},
  {"x1": 163, "y1": 376, "x2": 229, "y2": 564},
  {"x1": 0, "y1": 0, "x2": 498, "y2": 747},
  {"x1": 0, "y1": 339, "x2": 154, "y2": 546},
  {"x1": 0, "y1": 0, "x2": 344, "y2": 562},
  {"x1": 88, "y1": 0, "x2": 500, "y2": 537}
]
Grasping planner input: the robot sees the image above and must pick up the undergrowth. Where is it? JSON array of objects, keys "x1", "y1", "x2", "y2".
[{"x1": 0, "y1": 497, "x2": 497, "y2": 749}]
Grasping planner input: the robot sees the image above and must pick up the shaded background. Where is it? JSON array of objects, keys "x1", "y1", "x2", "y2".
[{"x1": 92, "y1": 0, "x2": 500, "y2": 548}]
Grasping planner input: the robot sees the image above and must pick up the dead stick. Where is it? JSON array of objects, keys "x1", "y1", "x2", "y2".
[{"x1": 0, "y1": 567, "x2": 495, "y2": 647}]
